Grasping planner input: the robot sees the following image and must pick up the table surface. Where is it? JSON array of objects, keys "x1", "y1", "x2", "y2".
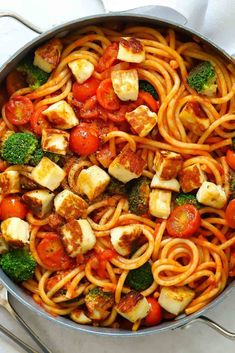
[{"x1": 0, "y1": 1, "x2": 235, "y2": 352}]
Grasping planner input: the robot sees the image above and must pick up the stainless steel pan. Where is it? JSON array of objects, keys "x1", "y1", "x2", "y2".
[{"x1": 0, "y1": 7, "x2": 234, "y2": 338}]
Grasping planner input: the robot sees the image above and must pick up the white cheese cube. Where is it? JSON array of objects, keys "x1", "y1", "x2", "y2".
[
  {"x1": 41, "y1": 128, "x2": 70, "y2": 155},
  {"x1": 196, "y1": 181, "x2": 227, "y2": 209},
  {"x1": 22, "y1": 189, "x2": 54, "y2": 218},
  {"x1": 179, "y1": 164, "x2": 207, "y2": 193},
  {"x1": 31, "y1": 157, "x2": 66, "y2": 191},
  {"x1": 117, "y1": 37, "x2": 145, "y2": 63},
  {"x1": 158, "y1": 286, "x2": 195, "y2": 315},
  {"x1": 0, "y1": 171, "x2": 20, "y2": 194},
  {"x1": 61, "y1": 219, "x2": 96, "y2": 257},
  {"x1": 33, "y1": 38, "x2": 63, "y2": 73},
  {"x1": 150, "y1": 173, "x2": 180, "y2": 192},
  {"x1": 77, "y1": 165, "x2": 110, "y2": 200},
  {"x1": 70, "y1": 310, "x2": 92, "y2": 324},
  {"x1": 125, "y1": 105, "x2": 158, "y2": 137},
  {"x1": 179, "y1": 102, "x2": 210, "y2": 136},
  {"x1": 108, "y1": 149, "x2": 146, "y2": 183},
  {"x1": 54, "y1": 189, "x2": 87, "y2": 219},
  {"x1": 1, "y1": 217, "x2": 30, "y2": 247},
  {"x1": 149, "y1": 189, "x2": 171, "y2": 219},
  {"x1": 153, "y1": 150, "x2": 182, "y2": 180},
  {"x1": 68, "y1": 59, "x2": 94, "y2": 84},
  {"x1": 111, "y1": 69, "x2": 138, "y2": 101},
  {"x1": 110, "y1": 224, "x2": 141, "y2": 256},
  {"x1": 42, "y1": 100, "x2": 79, "y2": 129},
  {"x1": 85, "y1": 288, "x2": 114, "y2": 321},
  {"x1": 116, "y1": 291, "x2": 150, "y2": 323}
]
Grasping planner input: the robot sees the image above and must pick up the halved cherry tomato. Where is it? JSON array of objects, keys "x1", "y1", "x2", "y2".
[
  {"x1": 6, "y1": 70, "x2": 27, "y2": 96},
  {"x1": 0, "y1": 159, "x2": 8, "y2": 172},
  {"x1": 138, "y1": 91, "x2": 159, "y2": 112},
  {"x1": 225, "y1": 199, "x2": 235, "y2": 228},
  {"x1": 226, "y1": 150, "x2": 235, "y2": 170},
  {"x1": 30, "y1": 105, "x2": 50, "y2": 135},
  {"x1": 70, "y1": 123, "x2": 100, "y2": 156},
  {"x1": 145, "y1": 297, "x2": 163, "y2": 326},
  {"x1": 96, "y1": 42, "x2": 119, "y2": 73},
  {"x1": 97, "y1": 78, "x2": 120, "y2": 111},
  {"x1": 0, "y1": 196, "x2": 28, "y2": 220},
  {"x1": 72, "y1": 77, "x2": 100, "y2": 102},
  {"x1": 37, "y1": 233, "x2": 75, "y2": 270},
  {"x1": 5, "y1": 96, "x2": 34, "y2": 125},
  {"x1": 166, "y1": 205, "x2": 201, "y2": 238},
  {"x1": 80, "y1": 96, "x2": 99, "y2": 119}
]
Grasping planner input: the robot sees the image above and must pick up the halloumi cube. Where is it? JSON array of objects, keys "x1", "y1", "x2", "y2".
[
  {"x1": 68, "y1": 59, "x2": 94, "y2": 84},
  {"x1": 117, "y1": 37, "x2": 145, "y2": 63},
  {"x1": 179, "y1": 102, "x2": 210, "y2": 136},
  {"x1": 41, "y1": 128, "x2": 70, "y2": 155},
  {"x1": 108, "y1": 149, "x2": 146, "y2": 183},
  {"x1": 31, "y1": 157, "x2": 66, "y2": 191},
  {"x1": 154, "y1": 151, "x2": 182, "y2": 180},
  {"x1": 125, "y1": 105, "x2": 158, "y2": 137},
  {"x1": 111, "y1": 69, "x2": 138, "y2": 101},
  {"x1": 33, "y1": 38, "x2": 63, "y2": 73},
  {"x1": 179, "y1": 164, "x2": 206, "y2": 193},
  {"x1": 0, "y1": 171, "x2": 20, "y2": 194},
  {"x1": 0, "y1": 235, "x2": 9, "y2": 254},
  {"x1": 77, "y1": 165, "x2": 110, "y2": 200},
  {"x1": 22, "y1": 189, "x2": 54, "y2": 218},
  {"x1": 116, "y1": 291, "x2": 150, "y2": 323},
  {"x1": 149, "y1": 189, "x2": 172, "y2": 219},
  {"x1": 151, "y1": 173, "x2": 180, "y2": 192},
  {"x1": 54, "y1": 189, "x2": 87, "y2": 219},
  {"x1": 61, "y1": 219, "x2": 96, "y2": 257},
  {"x1": 85, "y1": 288, "x2": 114, "y2": 321},
  {"x1": 1, "y1": 217, "x2": 30, "y2": 247},
  {"x1": 158, "y1": 286, "x2": 195, "y2": 315},
  {"x1": 42, "y1": 100, "x2": 79, "y2": 130},
  {"x1": 196, "y1": 181, "x2": 227, "y2": 209},
  {"x1": 110, "y1": 224, "x2": 141, "y2": 256},
  {"x1": 70, "y1": 310, "x2": 92, "y2": 324}
]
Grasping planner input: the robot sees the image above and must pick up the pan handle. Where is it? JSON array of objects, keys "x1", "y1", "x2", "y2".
[
  {"x1": 189, "y1": 316, "x2": 235, "y2": 340},
  {"x1": 0, "y1": 11, "x2": 43, "y2": 34}
]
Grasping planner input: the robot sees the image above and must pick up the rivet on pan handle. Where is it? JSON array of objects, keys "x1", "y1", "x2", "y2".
[{"x1": 0, "y1": 11, "x2": 43, "y2": 34}]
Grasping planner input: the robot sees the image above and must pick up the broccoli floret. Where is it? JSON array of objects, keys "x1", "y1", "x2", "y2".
[
  {"x1": 107, "y1": 177, "x2": 127, "y2": 196},
  {"x1": 175, "y1": 193, "x2": 201, "y2": 209},
  {"x1": 127, "y1": 177, "x2": 150, "y2": 215},
  {"x1": 44, "y1": 151, "x2": 60, "y2": 163},
  {"x1": 125, "y1": 262, "x2": 153, "y2": 291},
  {"x1": 139, "y1": 80, "x2": 158, "y2": 100},
  {"x1": 0, "y1": 249, "x2": 36, "y2": 283},
  {"x1": 187, "y1": 61, "x2": 217, "y2": 95},
  {"x1": 29, "y1": 148, "x2": 60, "y2": 166},
  {"x1": 17, "y1": 56, "x2": 49, "y2": 90},
  {"x1": 2, "y1": 132, "x2": 38, "y2": 165}
]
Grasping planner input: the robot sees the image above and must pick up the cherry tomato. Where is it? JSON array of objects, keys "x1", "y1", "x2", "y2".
[
  {"x1": 0, "y1": 196, "x2": 28, "y2": 220},
  {"x1": 97, "y1": 79, "x2": 120, "y2": 111},
  {"x1": 145, "y1": 297, "x2": 163, "y2": 326},
  {"x1": 96, "y1": 43, "x2": 119, "y2": 73},
  {"x1": 30, "y1": 106, "x2": 51, "y2": 135},
  {"x1": 225, "y1": 199, "x2": 235, "y2": 228},
  {"x1": 72, "y1": 77, "x2": 100, "y2": 102},
  {"x1": 138, "y1": 91, "x2": 159, "y2": 112},
  {"x1": 37, "y1": 233, "x2": 75, "y2": 270},
  {"x1": 226, "y1": 150, "x2": 235, "y2": 170},
  {"x1": 80, "y1": 96, "x2": 99, "y2": 119},
  {"x1": 70, "y1": 123, "x2": 100, "y2": 156},
  {"x1": 6, "y1": 70, "x2": 27, "y2": 96},
  {"x1": 5, "y1": 96, "x2": 34, "y2": 125},
  {"x1": 166, "y1": 205, "x2": 201, "y2": 238}
]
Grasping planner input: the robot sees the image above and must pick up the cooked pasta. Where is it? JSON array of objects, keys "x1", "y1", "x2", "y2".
[{"x1": 0, "y1": 23, "x2": 235, "y2": 331}]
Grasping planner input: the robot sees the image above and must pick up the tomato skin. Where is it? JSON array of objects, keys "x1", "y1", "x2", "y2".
[
  {"x1": 166, "y1": 205, "x2": 201, "y2": 238},
  {"x1": 97, "y1": 79, "x2": 120, "y2": 111},
  {"x1": 70, "y1": 123, "x2": 100, "y2": 156},
  {"x1": 6, "y1": 70, "x2": 27, "y2": 96},
  {"x1": 225, "y1": 199, "x2": 235, "y2": 228},
  {"x1": 37, "y1": 233, "x2": 75, "y2": 270},
  {"x1": 138, "y1": 91, "x2": 159, "y2": 112},
  {"x1": 226, "y1": 150, "x2": 235, "y2": 170},
  {"x1": 72, "y1": 77, "x2": 100, "y2": 102},
  {"x1": 145, "y1": 297, "x2": 163, "y2": 326},
  {"x1": 5, "y1": 96, "x2": 34, "y2": 125},
  {"x1": 0, "y1": 196, "x2": 28, "y2": 220},
  {"x1": 96, "y1": 43, "x2": 119, "y2": 73},
  {"x1": 30, "y1": 106, "x2": 51, "y2": 135}
]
